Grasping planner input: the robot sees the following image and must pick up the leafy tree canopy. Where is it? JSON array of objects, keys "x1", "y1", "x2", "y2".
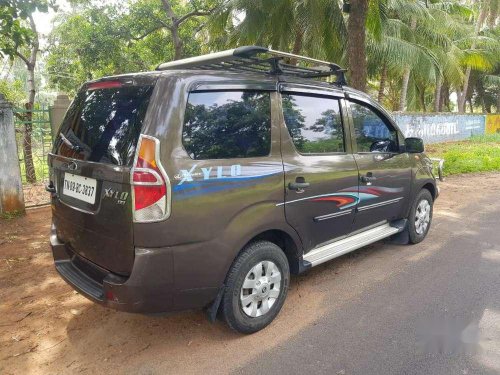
[
  {"x1": 0, "y1": 0, "x2": 51, "y2": 58},
  {"x1": 46, "y1": 0, "x2": 217, "y2": 94}
]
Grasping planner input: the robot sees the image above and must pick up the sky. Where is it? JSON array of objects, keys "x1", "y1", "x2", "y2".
[{"x1": 32, "y1": 0, "x2": 70, "y2": 47}]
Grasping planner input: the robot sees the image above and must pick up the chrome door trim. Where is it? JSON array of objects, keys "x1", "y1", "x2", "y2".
[
  {"x1": 357, "y1": 197, "x2": 403, "y2": 212},
  {"x1": 313, "y1": 209, "x2": 353, "y2": 222}
]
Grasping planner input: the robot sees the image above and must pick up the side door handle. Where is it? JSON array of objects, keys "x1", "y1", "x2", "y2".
[
  {"x1": 360, "y1": 176, "x2": 377, "y2": 183},
  {"x1": 288, "y1": 177, "x2": 310, "y2": 191},
  {"x1": 360, "y1": 172, "x2": 377, "y2": 184}
]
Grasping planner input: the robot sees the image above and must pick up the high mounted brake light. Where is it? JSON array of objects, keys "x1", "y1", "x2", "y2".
[
  {"x1": 131, "y1": 135, "x2": 171, "y2": 222},
  {"x1": 87, "y1": 81, "x2": 123, "y2": 91}
]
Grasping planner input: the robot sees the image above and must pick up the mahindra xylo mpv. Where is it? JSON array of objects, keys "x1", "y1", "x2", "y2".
[{"x1": 48, "y1": 46, "x2": 440, "y2": 333}]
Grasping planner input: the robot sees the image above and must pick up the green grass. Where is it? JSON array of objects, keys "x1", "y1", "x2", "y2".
[
  {"x1": 0, "y1": 210, "x2": 25, "y2": 220},
  {"x1": 426, "y1": 134, "x2": 500, "y2": 176}
]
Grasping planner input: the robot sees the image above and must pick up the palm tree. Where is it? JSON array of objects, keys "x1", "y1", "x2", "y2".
[
  {"x1": 207, "y1": 0, "x2": 390, "y2": 92},
  {"x1": 206, "y1": 0, "x2": 346, "y2": 63},
  {"x1": 367, "y1": 0, "x2": 440, "y2": 109},
  {"x1": 347, "y1": 0, "x2": 370, "y2": 91},
  {"x1": 456, "y1": 3, "x2": 489, "y2": 112}
]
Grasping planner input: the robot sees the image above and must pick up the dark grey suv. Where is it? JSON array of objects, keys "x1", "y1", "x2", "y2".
[{"x1": 48, "y1": 46, "x2": 440, "y2": 333}]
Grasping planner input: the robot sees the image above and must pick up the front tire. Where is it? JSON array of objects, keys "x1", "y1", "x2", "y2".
[
  {"x1": 408, "y1": 189, "x2": 433, "y2": 244},
  {"x1": 222, "y1": 240, "x2": 290, "y2": 334}
]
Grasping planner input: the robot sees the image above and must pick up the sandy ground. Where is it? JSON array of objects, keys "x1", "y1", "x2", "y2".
[{"x1": 0, "y1": 173, "x2": 499, "y2": 375}]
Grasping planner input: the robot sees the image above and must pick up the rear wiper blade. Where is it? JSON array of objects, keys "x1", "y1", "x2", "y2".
[{"x1": 59, "y1": 133, "x2": 82, "y2": 152}]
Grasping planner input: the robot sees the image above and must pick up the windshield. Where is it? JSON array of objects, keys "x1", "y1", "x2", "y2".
[{"x1": 54, "y1": 84, "x2": 154, "y2": 166}]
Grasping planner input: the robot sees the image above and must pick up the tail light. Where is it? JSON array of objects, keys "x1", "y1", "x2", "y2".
[{"x1": 131, "y1": 135, "x2": 171, "y2": 222}]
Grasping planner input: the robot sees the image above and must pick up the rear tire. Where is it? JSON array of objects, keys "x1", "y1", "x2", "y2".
[
  {"x1": 222, "y1": 240, "x2": 290, "y2": 334},
  {"x1": 408, "y1": 189, "x2": 433, "y2": 244}
]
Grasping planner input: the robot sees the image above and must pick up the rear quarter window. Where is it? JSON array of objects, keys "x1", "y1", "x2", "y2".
[
  {"x1": 182, "y1": 91, "x2": 271, "y2": 160},
  {"x1": 55, "y1": 84, "x2": 153, "y2": 166}
]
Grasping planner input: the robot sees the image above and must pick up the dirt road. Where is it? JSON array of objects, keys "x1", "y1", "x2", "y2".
[{"x1": 1, "y1": 173, "x2": 499, "y2": 374}]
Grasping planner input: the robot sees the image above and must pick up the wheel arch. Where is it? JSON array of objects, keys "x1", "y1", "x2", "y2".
[
  {"x1": 421, "y1": 182, "x2": 437, "y2": 200},
  {"x1": 207, "y1": 226, "x2": 303, "y2": 322},
  {"x1": 242, "y1": 229, "x2": 303, "y2": 275}
]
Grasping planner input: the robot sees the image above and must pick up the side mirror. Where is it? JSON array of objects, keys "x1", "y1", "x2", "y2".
[
  {"x1": 404, "y1": 137, "x2": 424, "y2": 153},
  {"x1": 370, "y1": 140, "x2": 397, "y2": 153}
]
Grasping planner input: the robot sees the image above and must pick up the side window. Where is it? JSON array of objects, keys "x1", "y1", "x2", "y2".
[
  {"x1": 282, "y1": 94, "x2": 345, "y2": 154},
  {"x1": 349, "y1": 101, "x2": 398, "y2": 153},
  {"x1": 182, "y1": 91, "x2": 271, "y2": 159}
]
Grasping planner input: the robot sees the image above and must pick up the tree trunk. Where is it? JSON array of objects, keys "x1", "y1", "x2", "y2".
[
  {"x1": 399, "y1": 67, "x2": 411, "y2": 111},
  {"x1": 458, "y1": 7, "x2": 487, "y2": 113},
  {"x1": 488, "y1": 0, "x2": 498, "y2": 28},
  {"x1": 444, "y1": 84, "x2": 451, "y2": 112},
  {"x1": 438, "y1": 87, "x2": 444, "y2": 112},
  {"x1": 347, "y1": 0, "x2": 369, "y2": 92},
  {"x1": 476, "y1": 78, "x2": 488, "y2": 113},
  {"x1": 417, "y1": 84, "x2": 426, "y2": 112},
  {"x1": 458, "y1": 68, "x2": 471, "y2": 113},
  {"x1": 18, "y1": 15, "x2": 39, "y2": 183},
  {"x1": 378, "y1": 62, "x2": 387, "y2": 103},
  {"x1": 399, "y1": 18, "x2": 417, "y2": 111},
  {"x1": 434, "y1": 75, "x2": 442, "y2": 112},
  {"x1": 172, "y1": 29, "x2": 183, "y2": 60},
  {"x1": 161, "y1": 0, "x2": 183, "y2": 60},
  {"x1": 23, "y1": 67, "x2": 36, "y2": 183},
  {"x1": 288, "y1": 29, "x2": 304, "y2": 65},
  {"x1": 292, "y1": 29, "x2": 303, "y2": 55}
]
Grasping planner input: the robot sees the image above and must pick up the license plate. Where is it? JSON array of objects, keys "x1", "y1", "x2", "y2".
[{"x1": 63, "y1": 173, "x2": 97, "y2": 204}]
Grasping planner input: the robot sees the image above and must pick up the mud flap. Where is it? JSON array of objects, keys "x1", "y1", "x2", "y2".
[
  {"x1": 386, "y1": 219, "x2": 410, "y2": 245},
  {"x1": 206, "y1": 285, "x2": 225, "y2": 323}
]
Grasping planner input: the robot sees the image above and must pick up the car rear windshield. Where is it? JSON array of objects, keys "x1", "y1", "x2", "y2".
[{"x1": 54, "y1": 83, "x2": 154, "y2": 166}]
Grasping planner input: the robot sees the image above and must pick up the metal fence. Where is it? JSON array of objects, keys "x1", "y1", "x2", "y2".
[{"x1": 14, "y1": 106, "x2": 53, "y2": 207}]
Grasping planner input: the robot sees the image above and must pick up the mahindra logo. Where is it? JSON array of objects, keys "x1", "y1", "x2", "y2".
[{"x1": 67, "y1": 161, "x2": 78, "y2": 171}]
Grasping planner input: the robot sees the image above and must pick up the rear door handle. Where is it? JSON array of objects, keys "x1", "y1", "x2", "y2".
[
  {"x1": 288, "y1": 177, "x2": 310, "y2": 191},
  {"x1": 360, "y1": 172, "x2": 377, "y2": 184},
  {"x1": 288, "y1": 181, "x2": 310, "y2": 190},
  {"x1": 360, "y1": 176, "x2": 377, "y2": 183}
]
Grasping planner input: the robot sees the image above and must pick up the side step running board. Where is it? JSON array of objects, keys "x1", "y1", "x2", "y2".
[{"x1": 303, "y1": 222, "x2": 403, "y2": 267}]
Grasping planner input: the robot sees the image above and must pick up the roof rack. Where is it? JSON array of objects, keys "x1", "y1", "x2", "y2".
[{"x1": 155, "y1": 46, "x2": 347, "y2": 85}]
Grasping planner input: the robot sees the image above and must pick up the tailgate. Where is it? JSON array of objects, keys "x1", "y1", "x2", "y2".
[
  {"x1": 49, "y1": 155, "x2": 134, "y2": 275},
  {"x1": 48, "y1": 78, "x2": 156, "y2": 275}
]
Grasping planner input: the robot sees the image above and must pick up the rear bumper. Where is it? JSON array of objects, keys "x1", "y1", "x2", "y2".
[{"x1": 50, "y1": 225, "x2": 218, "y2": 313}]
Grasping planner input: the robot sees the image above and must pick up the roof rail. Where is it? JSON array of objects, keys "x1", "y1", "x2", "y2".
[{"x1": 156, "y1": 46, "x2": 347, "y2": 85}]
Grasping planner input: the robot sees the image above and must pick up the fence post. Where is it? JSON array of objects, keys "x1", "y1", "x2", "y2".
[
  {"x1": 49, "y1": 93, "x2": 71, "y2": 138},
  {"x1": 0, "y1": 94, "x2": 25, "y2": 215}
]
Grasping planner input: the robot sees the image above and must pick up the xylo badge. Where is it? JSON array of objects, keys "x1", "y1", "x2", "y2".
[{"x1": 104, "y1": 188, "x2": 129, "y2": 205}]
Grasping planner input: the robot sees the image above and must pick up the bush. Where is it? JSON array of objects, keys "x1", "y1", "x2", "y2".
[{"x1": 426, "y1": 135, "x2": 500, "y2": 176}]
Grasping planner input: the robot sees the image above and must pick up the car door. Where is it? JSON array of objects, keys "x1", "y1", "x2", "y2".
[
  {"x1": 279, "y1": 86, "x2": 360, "y2": 251},
  {"x1": 345, "y1": 95, "x2": 412, "y2": 232}
]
